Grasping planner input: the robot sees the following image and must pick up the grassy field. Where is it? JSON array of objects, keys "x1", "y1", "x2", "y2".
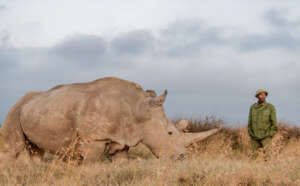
[{"x1": 1, "y1": 118, "x2": 300, "y2": 185}]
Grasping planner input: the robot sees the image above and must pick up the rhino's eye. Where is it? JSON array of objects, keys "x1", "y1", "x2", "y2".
[{"x1": 168, "y1": 131, "x2": 173, "y2": 135}]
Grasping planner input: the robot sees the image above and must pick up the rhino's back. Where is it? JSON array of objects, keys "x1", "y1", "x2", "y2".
[{"x1": 20, "y1": 77, "x2": 146, "y2": 152}]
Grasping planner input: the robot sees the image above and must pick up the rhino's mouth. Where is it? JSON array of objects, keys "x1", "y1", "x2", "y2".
[
  {"x1": 177, "y1": 153, "x2": 185, "y2": 161},
  {"x1": 168, "y1": 152, "x2": 185, "y2": 161}
]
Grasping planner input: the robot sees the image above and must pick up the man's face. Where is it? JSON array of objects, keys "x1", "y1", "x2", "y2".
[{"x1": 257, "y1": 92, "x2": 267, "y2": 102}]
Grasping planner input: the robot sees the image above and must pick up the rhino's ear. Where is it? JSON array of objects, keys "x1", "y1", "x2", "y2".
[
  {"x1": 149, "y1": 90, "x2": 168, "y2": 106},
  {"x1": 145, "y1": 90, "x2": 157, "y2": 98},
  {"x1": 176, "y1": 120, "x2": 189, "y2": 132}
]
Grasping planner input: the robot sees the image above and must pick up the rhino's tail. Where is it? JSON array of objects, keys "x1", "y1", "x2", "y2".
[{"x1": 2, "y1": 91, "x2": 41, "y2": 159}]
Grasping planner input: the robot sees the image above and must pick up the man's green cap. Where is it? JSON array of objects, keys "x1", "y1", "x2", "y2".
[{"x1": 255, "y1": 88, "x2": 268, "y2": 98}]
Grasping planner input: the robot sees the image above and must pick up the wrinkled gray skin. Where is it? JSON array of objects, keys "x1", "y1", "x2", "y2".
[{"x1": 2, "y1": 77, "x2": 219, "y2": 163}]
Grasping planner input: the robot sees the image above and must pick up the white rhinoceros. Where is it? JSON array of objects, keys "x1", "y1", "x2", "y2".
[{"x1": 2, "y1": 77, "x2": 219, "y2": 163}]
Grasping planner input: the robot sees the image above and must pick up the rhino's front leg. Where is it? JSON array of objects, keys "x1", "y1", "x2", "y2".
[
  {"x1": 111, "y1": 147, "x2": 129, "y2": 162},
  {"x1": 80, "y1": 141, "x2": 106, "y2": 164}
]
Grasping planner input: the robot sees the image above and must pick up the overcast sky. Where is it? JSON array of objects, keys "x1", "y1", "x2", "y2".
[{"x1": 1, "y1": 0, "x2": 300, "y2": 125}]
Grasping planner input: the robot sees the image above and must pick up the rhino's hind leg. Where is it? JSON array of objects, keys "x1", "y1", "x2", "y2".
[
  {"x1": 2, "y1": 126, "x2": 25, "y2": 160},
  {"x1": 0, "y1": 127, "x2": 25, "y2": 169},
  {"x1": 26, "y1": 140, "x2": 45, "y2": 164},
  {"x1": 2, "y1": 91, "x2": 41, "y2": 161},
  {"x1": 2, "y1": 110, "x2": 26, "y2": 161},
  {"x1": 80, "y1": 141, "x2": 107, "y2": 164}
]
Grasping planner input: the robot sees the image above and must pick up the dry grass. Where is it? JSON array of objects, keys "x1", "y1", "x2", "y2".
[{"x1": 1, "y1": 118, "x2": 300, "y2": 185}]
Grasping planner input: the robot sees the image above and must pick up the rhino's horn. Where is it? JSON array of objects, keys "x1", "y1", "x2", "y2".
[{"x1": 183, "y1": 128, "x2": 219, "y2": 147}]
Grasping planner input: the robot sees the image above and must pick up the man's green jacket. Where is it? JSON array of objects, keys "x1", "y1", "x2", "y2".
[{"x1": 248, "y1": 102, "x2": 278, "y2": 140}]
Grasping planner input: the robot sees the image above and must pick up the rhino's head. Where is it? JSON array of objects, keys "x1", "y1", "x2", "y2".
[{"x1": 140, "y1": 90, "x2": 219, "y2": 160}]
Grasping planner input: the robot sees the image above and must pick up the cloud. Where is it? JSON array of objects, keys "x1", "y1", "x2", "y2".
[
  {"x1": 238, "y1": 33, "x2": 300, "y2": 51},
  {"x1": 50, "y1": 34, "x2": 108, "y2": 67},
  {"x1": 237, "y1": 9, "x2": 300, "y2": 52},
  {"x1": 111, "y1": 30, "x2": 155, "y2": 55},
  {"x1": 1, "y1": 10, "x2": 300, "y2": 125},
  {"x1": 0, "y1": 47, "x2": 19, "y2": 69},
  {"x1": 0, "y1": 30, "x2": 10, "y2": 46},
  {"x1": 264, "y1": 9, "x2": 300, "y2": 28},
  {"x1": 0, "y1": 5, "x2": 6, "y2": 12},
  {"x1": 158, "y1": 19, "x2": 226, "y2": 57}
]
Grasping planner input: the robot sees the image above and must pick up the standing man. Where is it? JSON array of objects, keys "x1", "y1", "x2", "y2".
[{"x1": 248, "y1": 89, "x2": 278, "y2": 158}]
